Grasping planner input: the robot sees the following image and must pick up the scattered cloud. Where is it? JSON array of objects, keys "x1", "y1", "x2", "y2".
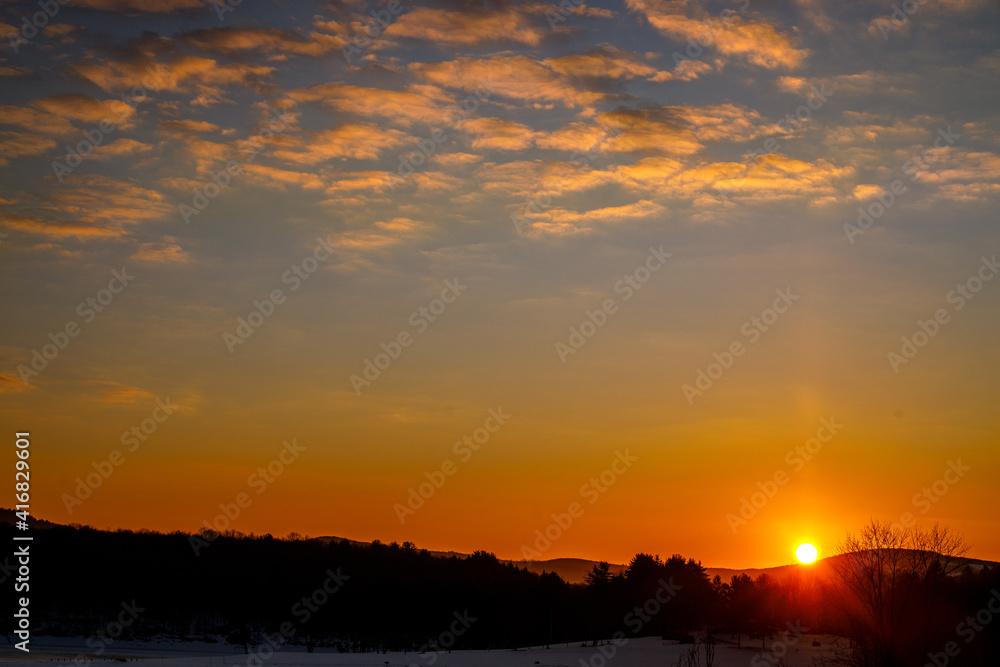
[
  {"x1": 410, "y1": 55, "x2": 602, "y2": 109},
  {"x1": 274, "y1": 124, "x2": 410, "y2": 164},
  {"x1": 462, "y1": 117, "x2": 538, "y2": 151},
  {"x1": 627, "y1": 0, "x2": 808, "y2": 69},
  {"x1": 71, "y1": 0, "x2": 205, "y2": 12},
  {"x1": 181, "y1": 27, "x2": 344, "y2": 58},
  {"x1": 386, "y1": 5, "x2": 551, "y2": 47},
  {"x1": 131, "y1": 238, "x2": 191, "y2": 263}
]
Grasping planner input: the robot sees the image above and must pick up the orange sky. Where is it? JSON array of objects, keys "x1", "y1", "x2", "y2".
[{"x1": 2, "y1": 0, "x2": 999, "y2": 570}]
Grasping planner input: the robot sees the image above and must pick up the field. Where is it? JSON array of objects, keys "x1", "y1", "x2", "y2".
[{"x1": 0, "y1": 635, "x2": 848, "y2": 667}]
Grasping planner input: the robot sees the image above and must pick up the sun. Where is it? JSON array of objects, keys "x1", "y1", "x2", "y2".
[{"x1": 796, "y1": 543, "x2": 819, "y2": 564}]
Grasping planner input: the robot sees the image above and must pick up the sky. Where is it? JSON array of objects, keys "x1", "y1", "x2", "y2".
[{"x1": 1, "y1": 0, "x2": 998, "y2": 570}]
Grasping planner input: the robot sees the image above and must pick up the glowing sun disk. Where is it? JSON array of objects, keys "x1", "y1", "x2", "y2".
[{"x1": 796, "y1": 543, "x2": 818, "y2": 564}]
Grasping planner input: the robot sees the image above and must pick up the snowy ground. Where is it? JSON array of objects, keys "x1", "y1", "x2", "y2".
[{"x1": 0, "y1": 635, "x2": 846, "y2": 666}]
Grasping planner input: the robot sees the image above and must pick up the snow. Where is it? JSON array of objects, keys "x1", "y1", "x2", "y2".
[{"x1": 0, "y1": 635, "x2": 846, "y2": 667}]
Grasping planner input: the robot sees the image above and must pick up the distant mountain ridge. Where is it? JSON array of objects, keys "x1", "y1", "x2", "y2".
[
  {"x1": 312, "y1": 534, "x2": 999, "y2": 584},
  {"x1": 2, "y1": 513, "x2": 994, "y2": 585}
]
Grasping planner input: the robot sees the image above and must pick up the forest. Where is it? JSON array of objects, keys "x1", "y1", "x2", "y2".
[{"x1": 2, "y1": 517, "x2": 999, "y2": 666}]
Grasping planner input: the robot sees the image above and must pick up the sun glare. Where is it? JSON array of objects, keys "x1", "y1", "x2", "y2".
[{"x1": 796, "y1": 543, "x2": 819, "y2": 564}]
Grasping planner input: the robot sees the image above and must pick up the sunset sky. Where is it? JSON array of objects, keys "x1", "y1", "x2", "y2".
[{"x1": 1, "y1": 0, "x2": 998, "y2": 569}]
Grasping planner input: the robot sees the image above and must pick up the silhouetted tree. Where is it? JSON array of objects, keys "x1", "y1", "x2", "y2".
[{"x1": 830, "y1": 520, "x2": 970, "y2": 666}]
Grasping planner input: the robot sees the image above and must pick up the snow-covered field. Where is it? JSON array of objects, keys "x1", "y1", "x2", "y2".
[{"x1": 0, "y1": 635, "x2": 846, "y2": 666}]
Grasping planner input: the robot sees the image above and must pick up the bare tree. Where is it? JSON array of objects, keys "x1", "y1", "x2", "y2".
[{"x1": 830, "y1": 520, "x2": 969, "y2": 666}]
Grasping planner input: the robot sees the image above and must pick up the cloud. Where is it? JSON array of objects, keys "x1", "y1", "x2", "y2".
[
  {"x1": 410, "y1": 55, "x2": 602, "y2": 109},
  {"x1": 598, "y1": 108, "x2": 704, "y2": 155},
  {"x1": 478, "y1": 159, "x2": 617, "y2": 199},
  {"x1": 181, "y1": 27, "x2": 344, "y2": 57},
  {"x1": 85, "y1": 381, "x2": 156, "y2": 404},
  {"x1": 535, "y1": 122, "x2": 613, "y2": 152},
  {"x1": 163, "y1": 135, "x2": 233, "y2": 176},
  {"x1": 71, "y1": 0, "x2": 205, "y2": 12},
  {"x1": 242, "y1": 164, "x2": 326, "y2": 191},
  {"x1": 910, "y1": 148, "x2": 1000, "y2": 202},
  {"x1": 0, "y1": 374, "x2": 28, "y2": 394},
  {"x1": 936, "y1": 182, "x2": 1000, "y2": 203},
  {"x1": 0, "y1": 64, "x2": 31, "y2": 77},
  {"x1": 432, "y1": 152, "x2": 483, "y2": 167},
  {"x1": 675, "y1": 103, "x2": 784, "y2": 141},
  {"x1": 131, "y1": 238, "x2": 190, "y2": 263},
  {"x1": 0, "y1": 104, "x2": 77, "y2": 135},
  {"x1": 33, "y1": 94, "x2": 138, "y2": 129},
  {"x1": 806, "y1": 71, "x2": 909, "y2": 97},
  {"x1": 412, "y1": 171, "x2": 463, "y2": 192},
  {"x1": 159, "y1": 119, "x2": 220, "y2": 134},
  {"x1": 462, "y1": 117, "x2": 538, "y2": 151},
  {"x1": 324, "y1": 171, "x2": 399, "y2": 194},
  {"x1": 5, "y1": 176, "x2": 173, "y2": 239},
  {"x1": 649, "y1": 58, "x2": 714, "y2": 82},
  {"x1": 791, "y1": 0, "x2": 837, "y2": 34},
  {"x1": 73, "y1": 55, "x2": 274, "y2": 105},
  {"x1": 0, "y1": 211, "x2": 119, "y2": 239},
  {"x1": 273, "y1": 124, "x2": 410, "y2": 164},
  {"x1": 852, "y1": 184, "x2": 884, "y2": 200},
  {"x1": 42, "y1": 23, "x2": 83, "y2": 45},
  {"x1": 0, "y1": 95, "x2": 143, "y2": 165},
  {"x1": 386, "y1": 5, "x2": 551, "y2": 47},
  {"x1": 606, "y1": 153, "x2": 851, "y2": 202},
  {"x1": 627, "y1": 0, "x2": 808, "y2": 69},
  {"x1": 821, "y1": 114, "x2": 935, "y2": 147},
  {"x1": 544, "y1": 46, "x2": 661, "y2": 80},
  {"x1": 89, "y1": 138, "x2": 154, "y2": 159},
  {"x1": 711, "y1": 153, "x2": 852, "y2": 199},
  {"x1": 285, "y1": 82, "x2": 450, "y2": 127},
  {"x1": 597, "y1": 103, "x2": 782, "y2": 156},
  {"x1": 374, "y1": 217, "x2": 425, "y2": 233},
  {"x1": 0, "y1": 130, "x2": 56, "y2": 165},
  {"x1": 523, "y1": 200, "x2": 666, "y2": 236},
  {"x1": 612, "y1": 157, "x2": 686, "y2": 190},
  {"x1": 578, "y1": 6, "x2": 616, "y2": 19}
]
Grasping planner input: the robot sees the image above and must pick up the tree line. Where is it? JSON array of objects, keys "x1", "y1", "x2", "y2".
[{"x1": 1, "y1": 518, "x2": 998, "y2": 666}]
